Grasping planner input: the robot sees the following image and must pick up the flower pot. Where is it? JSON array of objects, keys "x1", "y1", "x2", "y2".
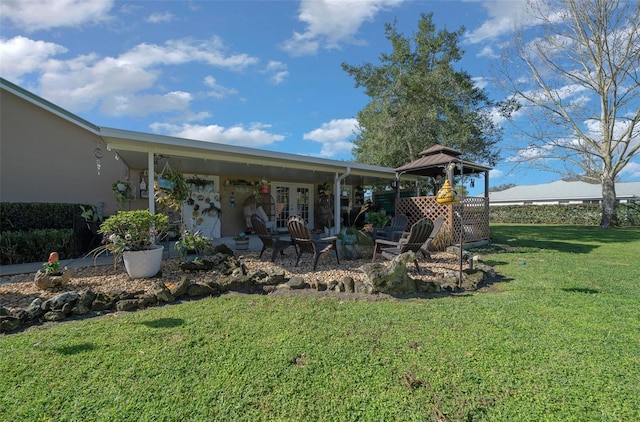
[
  {"x1": 235, "y1": 239, "x2": 250, "y2": 250},
  {"x1": 123, "y1": 245, "x2": 164, "y2": 278},
  {"x1": 157, "y1": 177, "x2": 175, "y2": 191},
  {"x1": 259, "y1": 185, "x2": 269, "y2": 194}
]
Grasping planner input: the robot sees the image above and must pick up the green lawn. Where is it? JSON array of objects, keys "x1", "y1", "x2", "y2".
[{"x1": 1, "y1": 224, "x2": 639, "y2": 421}]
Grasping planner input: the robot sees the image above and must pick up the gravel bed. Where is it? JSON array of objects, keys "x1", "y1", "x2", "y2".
[{"x1": 0, "y1": 251, "x2": 466, "y2": 312}]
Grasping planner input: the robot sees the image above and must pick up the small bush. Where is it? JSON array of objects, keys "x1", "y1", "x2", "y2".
[{"x1": 430, "y1": 223, "x2": 452, "y2": 251}]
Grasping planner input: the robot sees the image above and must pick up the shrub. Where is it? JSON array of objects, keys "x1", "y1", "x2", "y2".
[{"x1": 0, "y1": 229, "x2": 74, "y2": 265}]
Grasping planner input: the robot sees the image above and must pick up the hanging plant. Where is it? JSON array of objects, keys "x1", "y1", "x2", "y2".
[
  {"x1": 112, "y1": 180, "x2": 131, "y2": 208},
  {"x1": 155, "y1": 168, "x2": 188, "y2": 212}
]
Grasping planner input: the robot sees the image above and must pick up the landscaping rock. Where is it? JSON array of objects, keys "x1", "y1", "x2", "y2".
[
  {"x1": 187, "y1": 283, "x2": 217, "y2": 297},
  {"x1": 0, "y1": 316, "x2": 22, "y2": 332},
  {"x1": 342, "y1": 276, "x2": 355, "y2": 293},
  {"x1": 151, "y1": 282, "x2": 175, "y2": 302},
  {"x1": 287, "y1": 276, "x2": 307, "y2": 289},
  {"x1": 92, "y1": 293, "x2": 113, "y2": 311},
  {"x1": 42, "y1": 291, "x2": 79, "y2": 313},
  {"x1": 170, "y1": 276, "x2": 192, "y2": 298},
  {"x1": 361, "y1": 252, "x2": 418, "y2": 295},
  {"x1": 116, "y1": 299, "x2": 142, "y2": 312},
  {"x1": 43, "y1": 311, "x2": 66, "y2": 321},
  {"x1": 34, "y1": 268, "x2": 71, "y2": 290}
]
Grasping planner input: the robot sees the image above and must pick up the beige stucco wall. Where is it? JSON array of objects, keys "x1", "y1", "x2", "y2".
[{"x1": 0, "y1": 90, "x2": 122, "y2": 216}]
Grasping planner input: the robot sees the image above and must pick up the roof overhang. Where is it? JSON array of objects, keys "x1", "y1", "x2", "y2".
[{"x1": 100, "y1": 127, "x2": 411, "y2": 186}]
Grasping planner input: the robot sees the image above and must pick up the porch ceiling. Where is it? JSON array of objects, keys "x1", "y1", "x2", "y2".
[{"x1": 100, "y1": 127, "x2": 407, "y2": 187}]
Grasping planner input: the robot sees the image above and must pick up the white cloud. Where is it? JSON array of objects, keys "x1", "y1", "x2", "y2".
[
  {"x1": 489, "y1": 168, "x2": 504, "y2": 178},
  {"x1": 477, "y1": 45, "x2": 499, "y2": 59},
  {"x1": 150, "y1": 122, "x2": 285, "y2": 148},
  {"x1": 0, "y1": 36, "x2": 66, "y2": 82},
  {"x1": 282, "y1": 0, "x2": 404, "y2": 56},
  {"x1": 0, "y1": 0, "x2": 114, "y2": 31},
  {"x1": 146, "y1": 11, "x2": 175, "y2": 24},
  {"x1": 100, "y1": 91, "x2": 192, "y2": 117},
  {"x1": 203, "y1": 75, "x2": 238, "y2": 99},
  {"x1": 1, "y1": 35, "x2": 258, "y2": 116},
  {"x1": 303, "y1": 118, "x2": 359, "y2": 157},
  {"x1": 620, "y1": 161, "x2": 640, "y2": 179},
  {"x1": 464, "y1": 0, "x2": 528, "y2": 44},
  {"x1": 262, "y1": 61, "x2": 289, "y2": 85}
]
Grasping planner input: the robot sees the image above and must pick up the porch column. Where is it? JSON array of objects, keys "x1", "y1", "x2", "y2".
[{"x1": 147, "y1": 150, "x2": 155, "y2": 213}]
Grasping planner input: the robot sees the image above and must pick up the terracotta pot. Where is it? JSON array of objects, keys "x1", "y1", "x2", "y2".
[{"x1": 122, "y1": 245, "x2": 164, "y2": 278}]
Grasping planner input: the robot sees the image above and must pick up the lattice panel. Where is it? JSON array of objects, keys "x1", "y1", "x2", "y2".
[
  {"x1": 396, "y1": 196, "x2": 451, "y2": 228},
  {"x1": 452, "y1": 197, "x2": 490, "y2": 243},
  {"x1": 396, "y1": 196, "x2": 489, "y2": 245}
]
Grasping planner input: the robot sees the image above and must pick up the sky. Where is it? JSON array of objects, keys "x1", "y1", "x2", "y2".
[{"x1": 1, "y1": 0, "x2": 639, "y2": 195}]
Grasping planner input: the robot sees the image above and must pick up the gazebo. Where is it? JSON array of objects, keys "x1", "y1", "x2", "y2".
[{"x1": 393, "y1": 145, "x2": 491, "y2": 246}]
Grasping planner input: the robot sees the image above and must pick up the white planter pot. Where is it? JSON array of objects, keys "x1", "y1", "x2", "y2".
[{"x1": 123, "y1": 245, "x2": 164, "y2": 278}]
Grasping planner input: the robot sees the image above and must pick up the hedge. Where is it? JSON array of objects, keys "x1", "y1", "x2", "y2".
[
  {"x1": 0, "y1": 229, "x2": 75, "y2": 265},
  {"x1": 0, "y1": 202, "x2": 79, "y2": 231},
  {"x1": 489, "y1": 203, "x2": 639, "y2": 226},
  {"x1": 0, "y1": 202, "x2": 93, "y2": 264}
]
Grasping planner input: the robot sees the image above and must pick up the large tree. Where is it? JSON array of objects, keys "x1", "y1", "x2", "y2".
[
  {"x1": 342, "y1": 13, "x2": 501, "y2": 169},
  {"x1": 500, "y1": 0, "x2": 640, "y2": 227}
]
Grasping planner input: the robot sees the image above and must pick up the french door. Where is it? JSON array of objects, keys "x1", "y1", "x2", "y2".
[{"x1": 273, "y1": 183, "x2": 314, "y2": 231}]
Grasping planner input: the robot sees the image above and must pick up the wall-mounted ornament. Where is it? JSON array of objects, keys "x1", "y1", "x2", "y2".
[{"x1": 94, "y1": 148, "x2": 103, "y2": 175}]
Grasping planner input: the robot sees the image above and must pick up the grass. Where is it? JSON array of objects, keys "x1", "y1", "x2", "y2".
[{"x1": 1, "y1": 224, "x2": 639, "y2": 421}]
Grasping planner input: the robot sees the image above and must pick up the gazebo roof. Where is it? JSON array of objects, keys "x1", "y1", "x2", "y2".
[{"x1": 395, "y1": 145, "x2": 491, "y2": 177}]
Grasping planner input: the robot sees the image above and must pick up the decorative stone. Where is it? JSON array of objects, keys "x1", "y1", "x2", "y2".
[
  {"x1": 0, "y1": 316, "x2": 22, "y2": 332},
  {"x1": 151, "y1": 282, "x2": 175, "y2": 302},
  {"x1": 116, "y1": 299, "x2": 141, "y2": 312},
  {"x1": 34, "y1": 268, "x2": 71, "y2": 290},
  {"x1": 92, "y1": 292, "x2": 115, "y2": 311},
  {"x1": 187, "y1": 283, "x2": 217, "y2": 297},
  {"x1": 361, "y1": 252, "x2": 418, "y2": 295},
  {"x1": 342, "y1": 276, "x2": 355, "y2": 293},
  {"x1": 42, "y1": 291, "x2": 79, "y2": 313},
  {"x1": 26, "y1": 298, "x2": 45, "y2": 319},
  {"x1": 170, "y1": 276, "x2": 192, "y2": 297},
  {"x1": 43, "y1": 311, "x2": 66, "y2": 321},
  {"x1": 287, "y1": 276, "x2": 307, "y2": 289}
]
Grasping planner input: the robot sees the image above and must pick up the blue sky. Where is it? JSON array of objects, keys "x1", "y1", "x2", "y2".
[{"x1": 2, "y1": 0, "x2": 639, "y2": 194}]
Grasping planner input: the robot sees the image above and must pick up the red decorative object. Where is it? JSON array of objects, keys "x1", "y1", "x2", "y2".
[{"x1": 259, "y1": 186, "x2": 269, "y2": 194}]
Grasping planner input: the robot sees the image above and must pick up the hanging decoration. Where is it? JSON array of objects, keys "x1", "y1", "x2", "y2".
[
  {"x1": 436, "y1": 179, "x2": 458, "y2": 205},
  {"x1": 94, "y1": 148, "x2": 103, "y2": 175}
]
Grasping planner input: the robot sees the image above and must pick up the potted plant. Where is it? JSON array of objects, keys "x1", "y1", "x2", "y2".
[
  {"x1": 174, "y1": 230, "x2": 212, "y2": 262},
  {"x1": 34, "y1": 252, "x2": 71, "y2": 289},
  {"x1": 256, "y1": 178, "x2": 270, "y2": 194},
  {"x1": 318, "y1": 182, "x2": 331, "y2": 197},
  {"x1": 155, "y1": 169, "x2": 189, "y2": 211},
  {"x1": 112, "y1": 180, "x2": 131, "y2": 208},
  {"x1": 233, "y1": 232, "x2": 249, "y2": 250},
  {"x1": 90, "y1": 210, "x2": 169, "y2": 278},
  {"x1": 365, "y1": 211, "x2": 390, "y2": 229}
]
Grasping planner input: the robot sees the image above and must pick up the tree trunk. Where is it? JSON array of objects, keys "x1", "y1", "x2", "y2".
[{"x1": 599, "y1": 176, "x2": 617, "y2": 228}]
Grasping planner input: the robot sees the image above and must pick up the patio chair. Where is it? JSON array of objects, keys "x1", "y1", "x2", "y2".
[
  {"x1": 244, "y1": 193, "x2": 276, "y2": 232},
  {"x1": 372, "y1": 214, "x2": 409, "y2": 241},
  {"x1": 251, "y1": 214, "x2": 294, "y2": 263},
  {"x1": 372, "y1": 217, "x2": 434, "y2": 272},
  {"x1": 419, "y1": 215, "x2": 445, "y2": 260},
  {"x1": 287, "y1": 215, "x2": 340, "y2": 271}
]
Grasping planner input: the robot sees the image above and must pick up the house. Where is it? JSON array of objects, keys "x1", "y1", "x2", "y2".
[
  {"x1": 489, "y1": 180, "x2": 640, "y2": 206},
  {"x1": 1, "y1": 77, "x2": 404, "y2": 237}
]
